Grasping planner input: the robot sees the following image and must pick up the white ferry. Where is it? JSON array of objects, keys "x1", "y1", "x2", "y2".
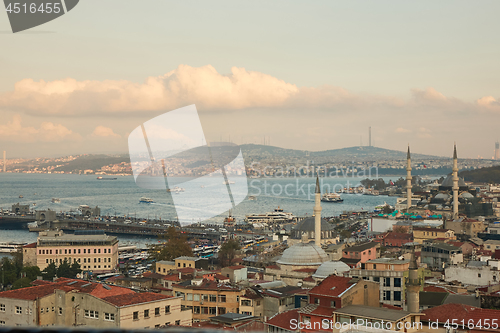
[
  {"x1": 0, "y1": 242, "x2": 27, "y2": 253},
  {"x1": 139, "y1": 197, "x2": 154, "y2": 203},
  {"x1": 245, "y1": 207, "x2": 295, "y2": 224},
  {"x1": 51, "y1": 198, "x2": 61, "y2": 203},
  {"x1": 321, "y1": 192, "x2": 344, "y2": 203}
]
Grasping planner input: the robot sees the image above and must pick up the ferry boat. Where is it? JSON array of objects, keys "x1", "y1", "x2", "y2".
[
  {"x1": 167, "y1": 186, "x2": 185, "y2": 193},
  {"x1": 0, "y1": 242, "x2": 26, "y2": 253},
  {"x1": 19, "y1": 195, "x2": 23, "y2": 198},
  {"x1": 222, "y1": 180, "x2": 235, "y2": 185},
  {"x1": 224, "y1": 213, "x2": 236, "y2": 227},
  {"x1": 248, "y1": 195, "x2": 256, "y2": 200},
  {"x1": 374, "y1": 202, "x2": 393, "y2": 213},
  {"x1": 245, "y1": 207, "x2": 295, "y2": 224},
  {"x1": 321, "y1": 192, "x2": 343, "y2": 203},
  {"x1": 97, "y1": 176, "x2": 117, "y2": 180},
  {"x1": 139, "y1": 197, "x2": 154, "y2": 203},
  {"x1": 51, "y1": 198, "x2": 61, "y2": 203}
]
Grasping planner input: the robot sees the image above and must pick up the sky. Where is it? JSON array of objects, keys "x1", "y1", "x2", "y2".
[{"x1": 1, "y1": 0, "x2": 500, "y2": 159}]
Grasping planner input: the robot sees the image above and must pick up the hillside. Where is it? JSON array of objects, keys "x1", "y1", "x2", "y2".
[{"x1": 460, "y1": 166, "x2": 500, "y2": 184}]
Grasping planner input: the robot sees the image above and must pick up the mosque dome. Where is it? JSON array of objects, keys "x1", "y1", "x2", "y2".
[
  {"x1": 291, "y1": 217, "x2": 336, "y2": 240},
  {"x1": 460, "y1": 192, "x2": 474, "y2": 199},
  {"x1": 441, "y1": 174, "x2": 466, "y2": 188},
  {"x1": 435, "y1": 193, "x2": 450, "y2": 201},
  {"x1": 313, "y1": 261, "x2": 350, "y2": 279},
  {"x1": 277, "y1": 242, "x2": 329, "y2": 266}
]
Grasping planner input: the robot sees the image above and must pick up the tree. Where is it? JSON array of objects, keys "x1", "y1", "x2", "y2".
[
  {"x1": 148, "y1": 227, "x2": 193, "y2": 261},
  {"x1": 21, "y1": 266, "x2": 41, "y2": 281},
  {"x1": 218, "y1": 239, "x2": 241, "y2": 267},
  {"x1": 70, "y1": 262, "x2": 82, "y2": 278},
  {"x1": 56, "y1": 259, "x2": 72, "y2": 278},
  {"x1": 42, "y1": 262, "x2": 57, "y2": 281},
  {"x1": 12, "y1": 277, "x2": 32, "y2": 290}
]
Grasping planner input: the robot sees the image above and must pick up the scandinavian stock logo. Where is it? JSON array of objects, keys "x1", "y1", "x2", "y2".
[
  {"x1": 128, "y1": 105, "x2": 248, "y2": 225},
  {"x1": 3, "y1": 0, "x2": 79, "y2": 33}
]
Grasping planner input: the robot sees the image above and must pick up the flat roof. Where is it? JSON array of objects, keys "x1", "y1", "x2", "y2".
[
  {"x1": 334, "y1": 305, "x2": 413, "y2": 322},
  {"x1": 367, "y1": 258, "x2": 410, "y2": 265}
]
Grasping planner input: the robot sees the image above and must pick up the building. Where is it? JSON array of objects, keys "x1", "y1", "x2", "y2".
[
  {"x1": 261, "y1": 286, "x2": 304, "y2": 319},
  {"x1": 421, "y1": 242, "x2": 463, "y2": 269},
  {"x1": 412, "y1": 227, "x2": 456, "y2": 244},
  {"x1": 0, "y1": 278, "x2": 191, "y2": 328},
  {"x1": 287, "y1": 216, "x2": 339, "y2": 246},
  {"x1": 445, "y1": 217, "x2": 486, "y2": 238},
  {"x1": 349, "y1": 257, "x2": 425, "y2": 308},
  {"x1": 341, "y1": 242, "x2": 379, "y2": 268},
  {"x1": 239, "y1": 288, "x2": 264, "y2": 318},
  {"x1": 381, "y1": 231, "x2": 413, "y2": 247},
  {"x1": 34, "y1": 230, "x2": 118, "y2": 273},
  {"x1": 221, "y1": 265, "x2": 248, "y2": 283},
  {"x1": 172, "y1": 278, "x2": 242, "y2": 322},
  {"x1": 22, "y1": 243, "x2": 37, "y2": 266},
  {"x1": 156, "y1": 256, "x2": 209, "y2": 275},
  {"x1": 11, "y1": 203, "x2": 29, "y2": 215},
  {"x1": 445, "y1": 260, "x2": 500, "y2": 285}
]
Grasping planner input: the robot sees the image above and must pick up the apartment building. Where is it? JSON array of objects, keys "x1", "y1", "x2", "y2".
[
  {"x1": 0, "y1": 278, "x2": 191, "y2": 328},
  {"x1": 412, "y1": 227, "x2": 456, "y2": 244},
  {"x1": 172, "y1": 278, "x2": 243, "y2": 322},
  {"x1": 33, "y1": 230, "x2": 118, "y2": 273},
  {"x1": 349, "y1": 258, "x2": 425, "y2": 308}
]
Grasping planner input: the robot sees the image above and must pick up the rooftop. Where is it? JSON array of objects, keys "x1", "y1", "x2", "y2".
[
  {"x1": 343, "y1": 242, "x2": 378, "y2": 253},
  {"x1": 334, "y1": 305, "x2": 413, "y2": 322},
  {"x1": 309, "y1": 275, "x2": 357, "y2": 297}
]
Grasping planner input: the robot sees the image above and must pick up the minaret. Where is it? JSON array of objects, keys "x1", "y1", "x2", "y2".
[
  {"x1": 452, "y1": 144, "x2": 459, "y2": 219},
  {"x1": 406, "y1": 246, "x2": 420, "y2": 313},
  {"x1": 314, "y1": 176, "x2": 322, "y2": 247},
  {"x1": 406, "y1": 146, "x2": 412, "y2": 211}
]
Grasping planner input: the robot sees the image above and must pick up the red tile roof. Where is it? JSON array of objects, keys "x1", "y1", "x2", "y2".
[
  {"x1": 214, "y1": 273, "x2": 230, "y2": 280},
  {"x1": 102, "y1": 292, "x2": 173, "y2": 307},
  {"x1": 266, "y1": 265, "x2": 280, "y2": 269},
  {"x1": 423, "y1": 285, "x2": 457, "y2": 294},
  {"x1": 266, "y1": 308, "x2": 300, "y2": 330},
  {"x1": 422, "y1": 303, "x2": 500, "y2": 329},
  {"x1": 225, "y1": 265, "x2": 246, "y2": 270},
  {"x1": 382, "y1": 303, "x2": 403, "y2": 310},
  {"x1": 308, "y1": 275, "x2": 355, "y2": 297},
  {"x1": 23, "y1": 242, "x2": 37, "y2": 248}
]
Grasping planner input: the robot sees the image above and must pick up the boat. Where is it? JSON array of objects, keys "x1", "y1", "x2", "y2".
[
  {"x1": 374, "y1": 202, "x2": 393, "y2": 213},
  {"x1": 0, "y1": 242, "x2": 27, "y2": 253},
  {"x1": 51, "y1": 198, "x2": 61, "y2": 203},
  {"x1": 248, "y1": 195, "x2": 256, "y2": 200},
  {"x1": 167, "y1": 186, "x2": 185, "y2": 193},
  {"x1": 245, "y1": 207, "x2": 295, "y2": 224},
  {"x1": 19, "y1": 195, "x2": 23, "y2": 198},
  {"x1": 321, "y1": 192, "x2": 343, "y2": 203},
  {"x1": 222, "y1": 180, "x2": 235, "y2": 185},
  {"x1": 139, "y1": 197, "x2": 154, "y2": 203},
  {"x1": 97, "y1": 176, "x2": 117, "y2": 180}
]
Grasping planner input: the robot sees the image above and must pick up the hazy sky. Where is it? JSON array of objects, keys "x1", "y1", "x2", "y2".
[{"x1": 1, "y1": 1, "x2": 500, "y2": 159}]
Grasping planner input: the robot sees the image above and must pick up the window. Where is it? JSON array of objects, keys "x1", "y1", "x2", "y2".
[
  {"x1": 85, "y1": 310, "x2": 89, "y2": 317},
  {"x1": 373, "y1": 277, "x2": 380, "y2": 282},
  {"x1": 183, "y1": 263, "x2": 186, "y2": 267},
  {"x1": 193, "y1": 306, "x2": 200, "y2": 314},
  {"x1": 0, "y1": 304, "x2": 4, "y2": 312},
  {"x1": 155, "y1": 307, "x2": 160, "y2": 316},
  {"x1": 218, "y1": 307, "x2": 226, "y2": 315},
  {"x1": 384, "y1": 278, "x2": 391, "y2": 287},
  {"x1": 383, "y1": 291, "x2": 391, "y2": 301},
  {"x1": 52, "y1": 307, "x2": 54, "y2": 312},
  {"x1": 478, "y1": 273, "x2": 482, "y2": 278},
  {"x1": 104, "y1": 313, "x2": 115, "y2": 321},
  {"x1": 144, "y1": 309, "x2": 149, "y2": 318},
  {"x1": 394, "y1": 278, "x2": 401, "y2": 287},
  {"x1": 58, "y1": 307, "x2": 62, "y2": 315},
  {"x1": 314, "y1": 298, "x2": 320, "y2": 305},
  {"x1": 201, "y1": 307, "x2": 208, "y2": 314},
  {"x1": 84, "y1": 249, "x2": 86, "y2": 254},
  {"x1": 15, "y1": 306, "x2": 22, "y2": 314},
  {"x1": 133, "y1": 311, "x2": 139, "y2": 320},
  {"x1": 41, "y1": 308, "x2": 44, "y2": 313},
  {"x1": 218, "y1": 294, "x2": 226, "y2": 303},
  {"x1": 241, "y1": 300, "x2": 251, "y2": 306},
  {"x1": 373, "y1": 264, "x2": 376, "y2": 269},
  {"x1": 330, "y1": 300, "x2": 336, "y2": 308},
  {"x1": 0, "y1": 321, "x2": 4, "y2": 326},
  {"x1": 209, "y1": 294, "x2": 217, "y2": 302},
  {"x1": 394, "y1": 291, "x2": 402, "y2": 301},
  {"x1": 193, "y1": 294, "x2": 200, "y2": 301},
  {"x1": 85, "y1": 310, "x2": 99, "y2": 319},
  {"x1": 209, "y1": 307, "x2": 217, "y2": 315},
  {"x1": 186, "y1": 293, "x2": 193, "y2": 301},
  {"x1": 175, "y1": 320, "x2": 180, "y2": 326}
]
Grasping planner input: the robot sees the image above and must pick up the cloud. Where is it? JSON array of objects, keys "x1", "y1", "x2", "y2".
[
  {"x1": 476, "y1": 95, "x2": 500, "y2": 111},
  {"x1": 0, "y1": 115, "x2": 81, "y2": 143},
  {"x1": 395, "y1": 127, "x2": 411, "y2": 133},
  {"x1": 417, "y1": 127, "x2": 432, "y2": 139},
  {"x1": 91, "y1": 126, "x2": 121, "y2": 138}
]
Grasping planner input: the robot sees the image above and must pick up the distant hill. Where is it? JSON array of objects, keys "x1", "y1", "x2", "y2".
[
  {"x1": 239, "y1": 144, "x2": 442, "y2": 161},
  {"x1": 460, "y1": 166, "x2": 500, "y2": 183}
]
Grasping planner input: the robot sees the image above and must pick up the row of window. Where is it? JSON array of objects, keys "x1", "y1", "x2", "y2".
[
  {"x1": 192, "y1": 306, "x2": 226, "y2": 315},
  {"x1": 382, "y1": 290, "x2": 402, "y2": 301},
  {"x1": 84, "y1": 310, "x2": 115, "y2": 321},
  {"x1": 39, "y1": 248, "x2": 112, "y2": 255},
  {"x1": 133, "y1": 306, "x2": 170, "y2": 320},
  {"x1": 1, "y1": 305, "x2": 32, "y2": 315},
  {"x1": 175, "y1": 292, "x2": 227, "y2": 303},
  {"x1": 45, "y1": 257, "x2": 113, "y2": 264},
  {"x1": 82, "y1": 265, "x2": 112, "y2": 269}
]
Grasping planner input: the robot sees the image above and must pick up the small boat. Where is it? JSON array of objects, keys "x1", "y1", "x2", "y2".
[
  {"x1": 248, "y1": 195, "x2": 256, "y2": 200},
  {"x1": 51, "y1": 198, "x2": 61, "y2": 203},
  {"x1": 32, "y1": 203, "x2": 36, "y2": 206},
  {"x1": 167, "y1": 186, "x2": 185, "y2": 193},
  {"x1": 97, "y1": 176, "x2": 117, "y2": 180},
  {"x1": 222, "y1": 180, "x2": 235, "y2": 185},
  {"x1": 19, "y1": 195, "x2": 23, "y2": 198},
  {"x1": 139, "y1": 197, "x2": 154, "y2": 203},
  {"x1": 321, "y1": 192, "x2": 343, "y2": 203}
]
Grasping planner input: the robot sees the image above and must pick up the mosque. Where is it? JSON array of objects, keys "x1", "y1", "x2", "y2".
[{"x1": 263, "y1": 178, "x2": 350, "y2": 287}]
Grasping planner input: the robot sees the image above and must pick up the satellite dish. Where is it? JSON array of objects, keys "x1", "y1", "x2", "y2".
[{"x1": 76, "y1": 273, "x2": 82, "y2": 278}]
